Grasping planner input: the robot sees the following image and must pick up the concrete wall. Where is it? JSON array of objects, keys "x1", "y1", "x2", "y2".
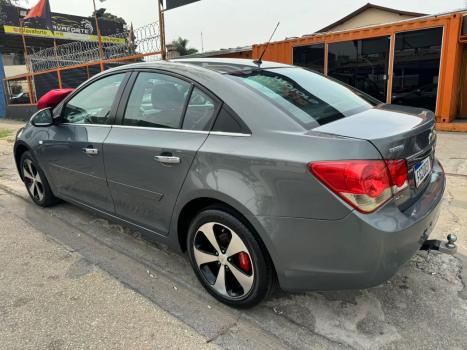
[
  {"x1": 4, "y1": 65, "x2": 28, "y2": 78},
  {"x1": 328, "y1": 8, "x2": 418, "y2": 32},
  {"x1": 6, "y1": 104, "x2": 37, "y2": 121}
]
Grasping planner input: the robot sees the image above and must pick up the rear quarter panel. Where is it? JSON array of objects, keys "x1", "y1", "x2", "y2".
[
  {"x1": 171, "y1": 130, "x2": 382, "y2": 276},
  {"x1": 184, "y1": 131, "x2": 382, "y2": 219}
]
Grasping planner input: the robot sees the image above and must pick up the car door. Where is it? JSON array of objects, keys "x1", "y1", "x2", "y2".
[
  {"x1": 41, "y1": 72, "x2": 129, "y2": 212},
  {"x1": 103, "y1": 71, "x2": 220, "y2": 235}
]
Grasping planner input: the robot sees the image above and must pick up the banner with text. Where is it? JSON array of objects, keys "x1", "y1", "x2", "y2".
[{"x1": 1, "y1": 5, "x2": 125, "y2": 43}]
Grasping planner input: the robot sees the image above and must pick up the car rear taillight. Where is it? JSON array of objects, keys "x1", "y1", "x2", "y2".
[
  {"x1": 309, "y1": 159, "x2": 408, "y2": 213},
  {"x1": 385, "y1": 160, "x2": 408, "y2": 193}
]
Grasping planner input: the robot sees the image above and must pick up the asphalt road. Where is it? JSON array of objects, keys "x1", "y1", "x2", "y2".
[{"x1": 1, "y1": 120, "x2": 466, "y2": 349}]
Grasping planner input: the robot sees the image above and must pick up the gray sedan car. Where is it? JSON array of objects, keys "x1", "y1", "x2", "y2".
[{"x1": 14, "y1": 58, "x2": 445, "y2": 308}]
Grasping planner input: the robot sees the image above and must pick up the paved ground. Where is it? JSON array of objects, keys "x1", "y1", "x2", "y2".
[
  {"x1": 0, "y1": 205, "x2": 217, "y2": 350},
  {"x1": 0, "y1": 119, "x2": 466, "y2": 350}
]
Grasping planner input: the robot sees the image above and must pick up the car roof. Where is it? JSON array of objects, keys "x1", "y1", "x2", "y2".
[
  {"x1": 109, "y1": 58, "x2": 293, "y2": 75},
  {"x1": 96, "y1": 58, "x2": 305, "y2": 134},
  {"x1": 173, "y1": 58, "x2": 293, "y2": 73}
]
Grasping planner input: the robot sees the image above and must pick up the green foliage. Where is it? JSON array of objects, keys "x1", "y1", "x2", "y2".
[
  {"x1": 0, "y1": 128, "x2": 13, "y2": 140},
  {"x1": 0, "y1": 0, "x2": 20, "y2": 5},
  {"x1": 91, "y1": 8, "x2": 127, "y2": 27},
  {"x1": 0, "y1": 0, "x2": 20, "y2": 25},
  {"x1": 171, "y1": 37, "x2": 198, "y2": 56}
]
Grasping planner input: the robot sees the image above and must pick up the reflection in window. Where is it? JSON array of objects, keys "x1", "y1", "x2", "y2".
[
  {"x1": 293, "y1": 43, "x2": 325, "y2": 73},
  {"x1": 391, "y1": 27, "x2": 443, "y2": 112},
  {"x1": 328, "y1": 37, "x2": 390, "y2": 102},
  {"x1": 124, "y1": 72, "x2": 191, "y2": 129},
  {"x1": 228, "y1": 68, "x2": 375, "y2": 128},
  {"x1": 182, "y1": 88, "x2": 218, "y2": 131},
  {"x1": 62, "y1": 73, "x2": 125, "y2": 125}
]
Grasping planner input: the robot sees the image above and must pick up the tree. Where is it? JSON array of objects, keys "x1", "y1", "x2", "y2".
[
  {"x1": 91, "y1": 8, "x2": 126, "y2": 27},
  {"x1": 0, "y1": 0, "x2": 20, "y2": 5},
  {"x1": 0, "y1": 0, "x2": 20, "y2": 26},
  {"x1": 171, "y1": 37, "x2": 198, "y2": 56}
]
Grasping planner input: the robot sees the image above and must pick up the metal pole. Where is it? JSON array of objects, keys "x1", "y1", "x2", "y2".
[
  {"x1": 158, "y1": 0, "x2": 166, "y2": 60},
  {"x1": 92, "y1": 0, "x2": 105, "y2": 69},
  {"x1": 18, "y1": 18, "x2": 34, "y2": 104},
  {"x1": 19, "y1": 21, "x2": 29, "y2": 70},
  {"x1": 201, "y1": 32, "x2": 204, "y2": 53},
  {"x1": 17, "y1": 9, "x2": 30, "y2": 74}
]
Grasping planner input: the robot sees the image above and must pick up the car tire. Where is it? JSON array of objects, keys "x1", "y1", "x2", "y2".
[
  {"x1": 20, "y1": 151, "x2": 59, "y2": 207},
  {"x1": 187, "y1": 207, "x2": 275, "y2": 308}
]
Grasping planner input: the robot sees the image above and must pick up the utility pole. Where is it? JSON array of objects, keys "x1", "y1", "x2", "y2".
[
  {"x1": 16, "y1": 7, "x2": 34, "y2": 104},
  {"x1": 158, "y1": 0, "x2": 166, "y2": 60},
  {"x1": 201, "y1": 31, "x2": 204, "y2": 53},
  {"x1": 92, "y1": 0, "x2": 105, "y2": 68}
]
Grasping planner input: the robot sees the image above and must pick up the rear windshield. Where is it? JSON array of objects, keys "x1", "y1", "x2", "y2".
[{"x1": 227, "y1": 67, "x2": 380, "y2": 128}]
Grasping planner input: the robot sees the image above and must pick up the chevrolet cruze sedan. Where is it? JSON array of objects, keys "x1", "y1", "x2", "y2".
[{"x1": 14, "y1": 58, "x2": 445, "y2": 308}]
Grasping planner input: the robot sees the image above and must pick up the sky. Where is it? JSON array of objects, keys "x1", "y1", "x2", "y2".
[{"x1": 18, "y1": 0, "x2": 467, "y2": 51}]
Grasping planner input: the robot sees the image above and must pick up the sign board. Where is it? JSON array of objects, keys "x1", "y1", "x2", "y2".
[
  {"x1": 165, "y1": 0, "x2": 201, "y2": 10},
  {"x1": 1, "y1": 5, "x2": 125, "y2": 43}
]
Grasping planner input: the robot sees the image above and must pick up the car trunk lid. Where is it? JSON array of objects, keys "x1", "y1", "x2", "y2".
[{"x1": 313, "y1": 104, "x2": 436, "y2": 209}]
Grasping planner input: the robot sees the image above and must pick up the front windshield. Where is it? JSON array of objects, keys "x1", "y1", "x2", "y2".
[{"x1": 228, "y1": 67, "x2": 380, "y2": 129}]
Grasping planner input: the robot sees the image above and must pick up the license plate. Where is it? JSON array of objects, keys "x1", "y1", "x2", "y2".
[{"x1": 414, "y1": 157, "x2": 432, "y2": 188}]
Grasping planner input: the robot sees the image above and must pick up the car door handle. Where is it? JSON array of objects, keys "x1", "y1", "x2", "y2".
[
  {"x1": 154, "y1": 155, "x2": 180, "y2": 165},
  {"x1": 82, "y1": 147, "x2": 99, "y2": 155}
]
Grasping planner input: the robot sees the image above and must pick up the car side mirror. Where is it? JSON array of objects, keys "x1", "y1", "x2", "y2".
[{"x1": 30, "y1": 108, "x2": 54, "y2": 127}]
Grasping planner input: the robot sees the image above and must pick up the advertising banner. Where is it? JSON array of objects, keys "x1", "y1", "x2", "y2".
[{"x1": 1, "y1": 5, "x2": 125, "y2": 43}]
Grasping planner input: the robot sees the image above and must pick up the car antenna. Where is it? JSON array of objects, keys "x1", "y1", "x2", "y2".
[{"x1": 253, "y1": 21, "x2": 280, "y2": 68}]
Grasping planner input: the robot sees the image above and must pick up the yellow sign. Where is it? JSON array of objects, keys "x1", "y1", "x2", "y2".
[{"x1": 3, "y1": 25, "x2": 126, "y2": 44}]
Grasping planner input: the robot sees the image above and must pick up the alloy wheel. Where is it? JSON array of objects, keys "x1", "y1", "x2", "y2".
[
  {"x1": 193, "y1": 222, "x2": 254, "y2": 299},
  {"x1": 22, "y1": 159, "x2": 44, "y2": 202}
]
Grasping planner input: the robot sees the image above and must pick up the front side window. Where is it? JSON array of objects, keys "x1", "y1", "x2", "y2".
[
  {"x1": 228, "y1": 67, "x2": 378, "y2": 128},
  {"x1": 61, "y1": 73, "x2": 125, "y2": 125},
  {"x1": 124, "y1": 72, "x2": 191, "y2": 129}
]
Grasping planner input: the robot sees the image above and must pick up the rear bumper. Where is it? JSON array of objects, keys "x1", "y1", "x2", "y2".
[{"x1": 257, "y1": 159, "x2": 446, "y2": 292}]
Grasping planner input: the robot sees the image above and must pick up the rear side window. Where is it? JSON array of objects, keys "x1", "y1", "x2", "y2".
[
  {"x1": 228, "y1": 67, "x2": 379, "y2": 128},
  {"x1": 124, "y1": 72, "x2": 191, "y2": 129},
  {"x1": 182, "y1": 87, "x2": 219, "y2": 131},
  {"x1": 212, "y1": 105, "x2": 250, "y2": 134}
]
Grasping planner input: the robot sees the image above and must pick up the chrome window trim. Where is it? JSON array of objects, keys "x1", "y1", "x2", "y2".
[
  {"x1": 110, "y1": 124, "x2": 251, "y2": 136},
  {"x1": 112, "y1": 124, "x2": 209, "y2": 134},
  {"x1": 209, "y1": 131, "x2": 251, "y2": 137},
  {"x1": 60, "y1": 123, "x2": 112, "y2": 128}
]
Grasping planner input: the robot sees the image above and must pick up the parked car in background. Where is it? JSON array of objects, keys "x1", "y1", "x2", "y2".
[
  {"x1": 10, "y1": 92, "x2": 30, "y2": 104},
  {"x1": 14, "y1": 58, "x2": 445, "y2": 308}
]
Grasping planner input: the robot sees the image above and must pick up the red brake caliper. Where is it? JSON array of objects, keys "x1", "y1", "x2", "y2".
[{"x1": 238, "y1": 252, "x2": 251, "y2": 273}]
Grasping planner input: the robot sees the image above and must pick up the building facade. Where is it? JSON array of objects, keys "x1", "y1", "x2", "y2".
[
  {"x1": 0, "y1": 4, "x2": 125, "y2": 117},
  {"x1": 252, "y1": 5, "x2": 467, "y2": 131}
]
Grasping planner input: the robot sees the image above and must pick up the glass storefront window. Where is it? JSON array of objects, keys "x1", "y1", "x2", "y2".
[
  {"x1": 391, "y1": 27, "x2": 443, "y2": 112},
  {"x1": 327, "y1": 37, "x2": 390, "y2": 102},
  {"x1": 293, "y1": 43, "x2": 325, "y2": 73}
]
